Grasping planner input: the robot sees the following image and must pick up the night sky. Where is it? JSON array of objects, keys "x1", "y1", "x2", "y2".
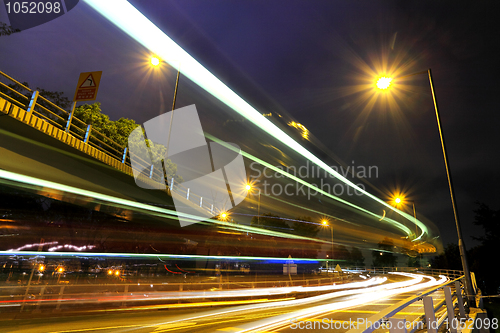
[{"x1": 1, "y1": 0, "x2": 499, "y2": 250}]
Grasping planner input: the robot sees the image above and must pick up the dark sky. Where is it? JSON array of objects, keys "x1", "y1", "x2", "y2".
[{"x1": 1, "y1": 0, "x2": 499, "y2": 249}]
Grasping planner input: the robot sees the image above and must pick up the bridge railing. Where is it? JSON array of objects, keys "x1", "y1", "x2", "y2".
[
  {"x1": 0, "y1": 70, "x2": 131, "y2": 167},
  {"x1": 0, "y1": 69, "x2": 221, "y2": 218},
  {"x1": 346, "y1": 274, "x2": 468, "y2": 333},
  {"x1": 368, "y1": 267, "x2": 464, "y2": 280}
]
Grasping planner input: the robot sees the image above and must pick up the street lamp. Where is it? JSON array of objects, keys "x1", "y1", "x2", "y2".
[
  {"x1": 376, "y1": 68, "x2": 475, "y2": 301},
  {"x1": 245, "y1": 183, "x2": 261, "y2": 225},
  {"x1": 322, "y1": 219, "x2": 334, "y2": 274},
  {"x1": 391, "y1": 195, "x2": 419, "y2": 240},
  {"x1": 150, "y1": 55, "x2": 160, "y2": 67},
  {"x1": 219, "y1": 211, "x2": 230, "y2": 222},
  {"x1": 149, "y1": 55, "x2": 181, "y2": 160},
  {"x1": 376, "y1": 77, "x2": 392, "y2": 90}
]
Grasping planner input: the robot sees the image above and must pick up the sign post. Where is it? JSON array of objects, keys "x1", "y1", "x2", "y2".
[{"x1": 66, "y1": 71, "x2": 102, "y2": 133}]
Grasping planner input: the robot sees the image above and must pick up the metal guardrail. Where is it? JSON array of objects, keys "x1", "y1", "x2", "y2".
[
  {"x1": 367, "y1": 267, "x2": 465, "y2": 280},
  {"x1": 0, "y1": 69, "x2": 222, "y2": 217},
  {"x1": 346, "y1": 271, "x2": 469, "y2": 333}
]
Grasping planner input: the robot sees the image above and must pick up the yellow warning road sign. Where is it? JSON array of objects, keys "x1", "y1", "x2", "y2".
[{"x1": 73, "y1": 71, "x2": 102, "y2": 101}]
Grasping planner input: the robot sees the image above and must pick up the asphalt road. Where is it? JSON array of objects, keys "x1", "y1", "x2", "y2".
[{"x1": 0, "y1": 273, "x2": 447, "y2": 333}]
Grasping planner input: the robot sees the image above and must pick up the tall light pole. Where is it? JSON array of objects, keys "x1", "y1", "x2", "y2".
[
  {"x1": 377, "y1": 69, "x2": 475, "y2": 302},
  {"x1": 322, "y1": 220, "x2": 334, "y2": 274},
  {"x1": 150, "y1": 56, "x2": 181, "y2": 159},
  {"x1": 245, "y1": 183, "x2": 261, "y2": 224},
  {"x1": 393, "y1": 196, "x2": 419, "y2": 239}
]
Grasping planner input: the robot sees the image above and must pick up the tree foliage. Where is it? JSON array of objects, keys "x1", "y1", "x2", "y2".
[
  {"x1": 291, "y1": 216, "x2": 320, "y2": 238},
  {"x1": 0, "y1": 22, "x2": 20, "y2": 36},
  {"x1": 431, "y1": 203, "x2": 500, "y2": 295},
  {"x1": 472, "y1": 202, "x2": 500, "y2": 246},
  {"x1": 251, "y1": 213, "x2": 290, "y2": 231},
  {"x1": 372, "y1": 237, "x2": 397, "y2": 267},
  {"x1": 350, "y1": 247, "x2": 365, "y2": 267}
]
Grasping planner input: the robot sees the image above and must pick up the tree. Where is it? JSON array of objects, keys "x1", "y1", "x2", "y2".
[
  {"x1": 0, "y1": 22, "x2": 20, "y2": 36},
  {"x1": 0, "y1": 81, "x2": 70, "y2": 125},
  {"x1": 0, "y1": 81, "x2": 31, "y2": 107},
  {"x1": 37, "y1": 88, "x2": 71, "y2": 109},
  {"x1": 430, "y1": 243, "x2": 461, "y2": 270},
  {"x1": 372, "y1": 237, "x2": 397, "y2": 267},
  {"x1": 291, "y1": 216, "x2": 320, "y2": 238},
  {"x1": 469, "y1": 203, "x2": 500, "y2": 295},
  {"x1": 407, "y1": 255, "x2": 421, "y2": 268},
  {"x1": 333, "y1": 245, "x2": 351, "y2": 265},
  {"x1": 472, "y1": 202, "x2": 500, "y2": 246},
  {"x1": 250, "y1": 213, "x2": 290, "y2": 231},
  {"x1": 350, "y1": 247, "x2": 365, "y2": 267}
]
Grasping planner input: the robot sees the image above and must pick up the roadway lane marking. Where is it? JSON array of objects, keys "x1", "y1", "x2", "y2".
[
  {"x1": 366, "y1": 303, "x2": 422, "y2": 306},
  {"x1": 335, "y1": 310, "x2": 379, "y2": 314},
  {"x1": 49, "y1": 324, "x2": 144, "y2": 332},
  {"x1": 154, "y1": 322, "x2": 197, "y2": 332},
  {"x1": 330, "y1": 309, "x2": 424, "y2": 315}
]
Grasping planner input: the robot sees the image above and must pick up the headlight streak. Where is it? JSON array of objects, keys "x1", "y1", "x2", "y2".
[
  {"x1": 82, "y1": 0, "x2": 428, "y2": 241},
  {"x1": 0, "y1": 169, "x2": 327, "y2": 244},
  {"x1": 6, "y1": 241, "x2": 58, "y2": 252},
  {"x1": 238, "y1": 273, "x2": 447, "y2": 332},
  {"x1": 1, "y1": 277, "x2": 384, "y2": 308},
  {"x1": 105, "y1": 277, "x2": 387, "y2": 331},
  {"x1": 0, "y1": 249, "x2": 320, "y2": 263},
  {"x1": 206, "y1": 133, "x2": 416, "y2": 237},
  {"x1": 118, "y1": 273, "x2": 440, "y2": 332}
]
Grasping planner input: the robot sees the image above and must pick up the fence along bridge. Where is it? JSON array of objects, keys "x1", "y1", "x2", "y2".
[{"x1": 0, "y1": 69, "x2": 219, "y2": 220}]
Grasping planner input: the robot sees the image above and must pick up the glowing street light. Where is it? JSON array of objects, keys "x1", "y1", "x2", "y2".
[
  {"x1": 377, "y1": 68, "x2": 475, "y2": 301},
  {"x1": 38, "y1": 265, "x2": 45, "y2": 272},
  {"x1": 376, "y1": 76, "x2": 392, "y2": 90},
  {"x1": 150, "y1": 55, "x2": 160, "y2": 67},
  {"x1": 115, "y1": 270, "x2": 120, "y2": 276},
  {"x1": 390, "y1": 194, "x2": 418, "y2": 239},
  {"x1": 321, "y1": 219, "x2": 334, "y2": 274},
  {"x1": 246, "y1": 183, "x2": 262, "y2": 225},
  {"x1": 108, "y1": 269, "x2": 113, "y2": 275},
  {"x1": 57, "y1": 267, "x2": 64, "y2": 273},
  {"x1": 219, "y1": 211, "x2": 230, "y2": 222}
]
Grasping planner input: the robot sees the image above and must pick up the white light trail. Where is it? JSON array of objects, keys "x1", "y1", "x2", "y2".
[
  {"x1": 7, "y1": 241, "x2": 58, "y2": 252},
  {"x1": 82, "y1": 0, "x2": 427, "y2": 239},
  {"x1": 238, "y1": 273, "x2": 446, "y2": 332},
  {"x1": 48, "y1": 244, "x2": 96, "y2": 252}
]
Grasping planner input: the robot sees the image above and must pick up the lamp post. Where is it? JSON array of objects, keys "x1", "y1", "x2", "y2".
[
  {"x1": 150, "y1": 55, "x2": 181, "y2": 160},
  {"x1": 322, "y1": 220, "x2": 334, "y2": 274},
  {"x1": 246, "y1": 183, "x2": 261, "y2": 225},
  {"x1": 393, "y1": 196, "x2": 419, "y2": 239},
  {"x1": 377, "y1": 69, "x2": 475, "y2": 302}
]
